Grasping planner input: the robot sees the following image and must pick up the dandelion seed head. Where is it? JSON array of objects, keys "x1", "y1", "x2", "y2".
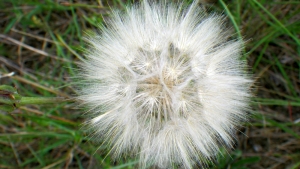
[{"x1": 77, "y1": 1, "x2": 252, "y2": 168}]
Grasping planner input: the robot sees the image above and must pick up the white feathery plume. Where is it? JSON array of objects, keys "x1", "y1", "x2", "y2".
[{"x1": 77, "y1": 1, "x2": 252, "y2": 168}]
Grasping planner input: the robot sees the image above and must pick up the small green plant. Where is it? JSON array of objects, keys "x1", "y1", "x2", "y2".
[{"x1": 213, "y1": 149, "x2": 260, "y2": 169}]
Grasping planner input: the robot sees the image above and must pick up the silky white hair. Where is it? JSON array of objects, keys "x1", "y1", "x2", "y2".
[{"x1": 77, "y1": 1, "x2": 252, "y2": 168}]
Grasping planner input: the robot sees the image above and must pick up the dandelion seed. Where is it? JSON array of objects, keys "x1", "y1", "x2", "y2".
[{"x1": 77, "y1": 1, "x2": 252, "y2": 168}]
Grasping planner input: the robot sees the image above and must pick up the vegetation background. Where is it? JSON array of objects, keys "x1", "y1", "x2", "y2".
[{"x1": 0, "y1": 0, "x2": 299, "y2": 168}]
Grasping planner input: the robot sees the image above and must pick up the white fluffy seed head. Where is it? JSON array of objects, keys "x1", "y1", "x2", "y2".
[{"x1": 77, "y1": 1, "x2": 252, "y2": 168}]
